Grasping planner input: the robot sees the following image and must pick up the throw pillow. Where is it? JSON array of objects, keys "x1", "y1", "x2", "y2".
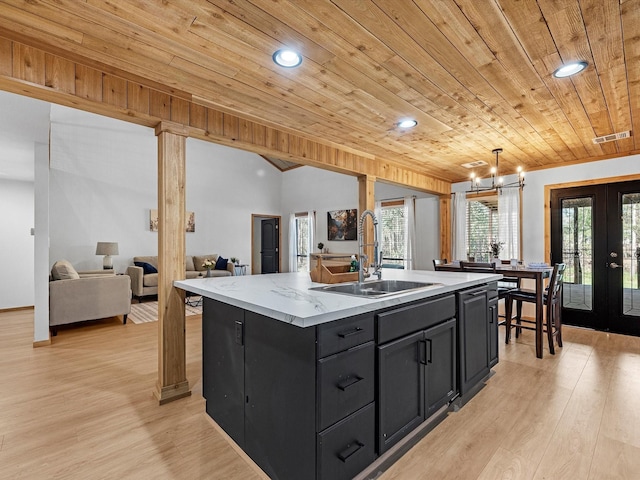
[
  {"x1": 51, "y1": 260, "x2": 80, "y2": 280},
  {"x1": 134, "y1": 261, "x2": 158, "y2": 274},
  {"x1": 214, "y1": 256, "x2": 228, "y2": 270}
]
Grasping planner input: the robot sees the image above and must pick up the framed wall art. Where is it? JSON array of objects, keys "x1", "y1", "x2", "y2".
[
  {"x1": 150, "y1": 209, "x2": 195, "y2": 232},
  {"x1": 327, "y1": 209, "x2": 357, "y2": 240}
]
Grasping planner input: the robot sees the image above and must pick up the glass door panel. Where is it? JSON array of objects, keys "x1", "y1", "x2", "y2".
[
  {"x1": 551, "y1": 185, "x2": 606, "y2": 330},
  {"x1": 561, "y1": 197, "x2": 593, "y2": 312},
  {"x1": 620, "y1": 192, "x2": 640, "y2": 319}
]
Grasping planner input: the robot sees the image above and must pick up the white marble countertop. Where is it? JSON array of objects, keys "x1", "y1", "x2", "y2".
[{"x1": 174, "y1": 269, "x2": 502, "y2": 327}]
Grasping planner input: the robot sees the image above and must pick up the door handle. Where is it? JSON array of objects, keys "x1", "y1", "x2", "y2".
[{"x1": 609, "y1": 262, "x2": 621, "y2": 269}]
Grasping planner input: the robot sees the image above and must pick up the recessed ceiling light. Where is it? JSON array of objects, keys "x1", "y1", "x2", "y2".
[
  {"x1": 553, "y1": 61, "x2": 588, "y2": 78},
  {"x1": 272, "y1": 49, "x2": 302, "y2": 68},
  {"x1": 398, "y1": 119, "x2": 418, "y2": 129}
]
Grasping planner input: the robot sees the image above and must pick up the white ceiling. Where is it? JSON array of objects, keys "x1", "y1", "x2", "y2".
[{"x1": 0, "y1": 91, "x2": 51, "y2": 182}]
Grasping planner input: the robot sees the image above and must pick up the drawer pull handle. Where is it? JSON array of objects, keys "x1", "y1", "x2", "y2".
[
  {"x1": 337, "y1": 441, "x2": 364, "y2": 462},
  {"x1": 338, "y1": 327, "x2": 363, "y2": 338},
  {"x1": 469, "y1": 291, "x2": 485, "y2": 297},
  {"x1": 419, "y1": 340, "x2": 427, "y2": 365},
  {"x1": 419, "y1": 339, "x2": 433, "y2": 365},
  {"x1": 337, "y1": 376, "x2": 363, "y2": 391}
]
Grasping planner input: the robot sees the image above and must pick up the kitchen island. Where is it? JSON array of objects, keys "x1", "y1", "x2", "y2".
[{"x1": 175, "y1": 269, "x2": 501, "y2": 480}]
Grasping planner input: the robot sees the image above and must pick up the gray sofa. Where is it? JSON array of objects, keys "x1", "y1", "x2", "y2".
[
  {"x1": 127, "y1": 254, "x2": 235, "y2": 302},
  {"x1": 49, "y1": 260, "x2": 131, "y2": 335}
]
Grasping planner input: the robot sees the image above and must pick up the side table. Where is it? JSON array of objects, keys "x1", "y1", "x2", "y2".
[{"x1": 234, "y1": 264, "x2": 248, "y2": 275}]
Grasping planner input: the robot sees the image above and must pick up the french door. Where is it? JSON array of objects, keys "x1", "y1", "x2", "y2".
[{"x1": 550, "y1": 180, "x2": 640, "y2": 335}]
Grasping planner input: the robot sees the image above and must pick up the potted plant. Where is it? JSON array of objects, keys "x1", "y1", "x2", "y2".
[
  {"x1": 317, "y1": 242, "x2": 324, "y2": 252},
  {"x1": 230, "y1": 257, "x2": 239, "y2": 265},
  {"x1": 489, "y1": 240, "x2": 504, "y2": 263}
]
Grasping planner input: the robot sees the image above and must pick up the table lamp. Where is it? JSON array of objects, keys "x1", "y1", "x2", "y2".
[{"x1": 96, "y1": 242, "x2": 119, "y2": 270}]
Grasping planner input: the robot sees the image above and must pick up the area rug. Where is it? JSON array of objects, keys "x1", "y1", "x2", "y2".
[{"x1": 128, "y1": 299, "x2": 202, "y2": 324}]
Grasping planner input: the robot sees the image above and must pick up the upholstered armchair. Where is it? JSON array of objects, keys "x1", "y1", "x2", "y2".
[{"x1": 49, "y1": 260, "x2": 131, "y2": 335}]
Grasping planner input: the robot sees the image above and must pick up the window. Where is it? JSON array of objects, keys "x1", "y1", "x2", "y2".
[
  {"x1": 467, "y1": 196, "x2": 498, "y2": 262},
  {"x1": 379, "y1": 200, "x2": 406, "y2": 267},
  {"x1": 465, "y1": 189, "x2": 520, "y2": 261},
  {"x1": 294, "y1": 214, "x2": 310, "y2": 272}
]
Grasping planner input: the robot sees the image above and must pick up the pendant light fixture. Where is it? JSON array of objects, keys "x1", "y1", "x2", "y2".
[{"x1": 467, "y1": 148, "x2": 525, "y2": 193}]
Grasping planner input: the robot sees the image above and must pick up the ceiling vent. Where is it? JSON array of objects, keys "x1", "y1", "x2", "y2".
[
  {"x1": 592, "y1": 130, "x2": 631, "y2": 144},
  {"x1": 461, "y1": 160, "x2": 488, "y2": 169}
]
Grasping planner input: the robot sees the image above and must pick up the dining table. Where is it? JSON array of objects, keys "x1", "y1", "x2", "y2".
[{"x1": 435, "y1": 262, "x2": 553, "y2": 358}]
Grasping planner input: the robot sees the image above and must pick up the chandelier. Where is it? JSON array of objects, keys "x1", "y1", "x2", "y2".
[{"x1": 467, "y1": 148, "x2": 525, "y2": 194}]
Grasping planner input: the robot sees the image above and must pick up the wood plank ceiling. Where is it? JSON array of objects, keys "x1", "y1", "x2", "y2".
[{"x1": 0, "y1": 0, "x2": 638, "y2": 184}]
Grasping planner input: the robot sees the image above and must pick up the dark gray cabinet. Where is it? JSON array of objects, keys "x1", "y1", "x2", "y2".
[
  {"x1": 244, "y1": 310, "x2": 317, "y2": 480},
  {"x1": 315, "y1": 313, "x2": 376, "y2": 480},
  {"x1": 376, "y1": 296, "x2": 457, "y2": 454},
  {"x1": 202, "y1": 299, "x2": 245, "y2": 444},
  {"x1": 203, "y1": 298, "x2": 374, "y2": 480},
  {"x1": 457, "y1": 283, "x2": 498, "y2": 395},
  {"x1": 425, "y1": 318, "x2": 457, "y2": 417},
  {"x1": 378, "y1": 330, "x2": 425, "y2": 453},
  {"x1": 202, "y1": 283, "x2": 495, "y2": 480}
]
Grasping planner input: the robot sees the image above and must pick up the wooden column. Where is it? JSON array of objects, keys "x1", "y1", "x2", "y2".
[
  {"x1": 358, "y1": 175, "x2": 376, "y2": 264},
  {"x1": 439, "y1": 195, "x2": 452, "y2": 262},
  {"x1": 154, "y1": 121, "x2": 191, "y2": 405}
]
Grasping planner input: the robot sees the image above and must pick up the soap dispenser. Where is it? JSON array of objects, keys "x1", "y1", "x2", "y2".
[{"x1": 350, "y1": 255, "x2": 358, "y2": 272}]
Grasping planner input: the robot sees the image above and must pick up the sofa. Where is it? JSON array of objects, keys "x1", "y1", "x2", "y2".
[
  {"x1": 127, "y1": 254, "x2": 235, "y2": 302},
  {"x1": 49, "y1": 260, "x2": 132, "y2": 335}
]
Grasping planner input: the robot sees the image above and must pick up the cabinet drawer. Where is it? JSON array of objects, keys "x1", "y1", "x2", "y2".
[
  {"x1": 317, "y1": 403, "x2": 375, "y2": 480},
  {"x1": 317, "y1": 341, "x2": 374, "y2": 431},
  {"x1": 377, "y1": 295, "x2": 455, "y2": 344},
  {"x1": 317, "y1": 313, "x2": 374, "y2": 358}
]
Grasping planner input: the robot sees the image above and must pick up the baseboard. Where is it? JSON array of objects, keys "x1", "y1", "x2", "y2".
[
  {"x1": 0, "y1": 305, "x2": 34, "y2": 313},
  {"x1": 33, "y1": 338, "x2": 51, "y2": 348}
]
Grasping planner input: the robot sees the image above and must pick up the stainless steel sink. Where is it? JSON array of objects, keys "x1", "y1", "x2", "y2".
[{"x1": 310, "y1": 279, "x2": 442, "y2": 298}]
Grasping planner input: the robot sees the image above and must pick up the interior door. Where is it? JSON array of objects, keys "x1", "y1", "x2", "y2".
[
  {"x1": 550, "y1": 180, "x2": 640, "y2": 334},
  {"x1": 260, "y1": 218, "x2": 279, "y2": 274}
]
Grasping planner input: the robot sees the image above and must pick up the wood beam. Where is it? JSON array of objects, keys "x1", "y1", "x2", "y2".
[
  {"x1": 439, "y1": 196, "x2": 452, "y2": 263},
  {"x1": 154, "y1": 121, "x2": 190, "y2": 405}
]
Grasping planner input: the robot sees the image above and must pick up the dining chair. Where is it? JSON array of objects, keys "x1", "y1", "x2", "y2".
[
  {"x1": 432, "y1": 258, "x2": 448, "y2": 270},
  {"x1": 459, "y1": 261, "x2": 495, "y2": 271},
  {"x1": 504, "y1": 263, "x2": 566, "y2": 354},
  {"x1": 497, "y1": 260, "x2": 521, "y2": 311},
  {"x1": 460, "y1": 261, "x2": 519, "y2": 325}
]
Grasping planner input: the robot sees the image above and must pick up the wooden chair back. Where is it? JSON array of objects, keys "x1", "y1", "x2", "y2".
[
  {"x1": 459, "y1": 261, "x2": 496, "y2": 272},
  {"x1": 432, "y1": 258, "x2": 448, "y2": 270},
  {"x1": 546, "y1": 263, "x2": 566, "y2": 306}
]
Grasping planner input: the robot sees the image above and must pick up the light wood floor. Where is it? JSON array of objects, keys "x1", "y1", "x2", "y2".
[{"x1": 1, "y1": 310, "x2": 639, "y2": 480}]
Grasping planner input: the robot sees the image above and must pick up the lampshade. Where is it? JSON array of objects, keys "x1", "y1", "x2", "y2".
[
  {"x1": 96, "y1": 242, "x2": 119, "y2": 269},
  {"x1": 96, "y1": 242, "x2": 119, "y2": 256}
]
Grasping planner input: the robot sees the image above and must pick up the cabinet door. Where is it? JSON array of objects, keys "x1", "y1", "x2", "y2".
[
  {"x1": 424, "y1": 318, "x2": 457, "y2": 417},
  {"x1": 458, "y1": 288, "x2": 490, "y2": 396},
  {"x1": 377, "y1": 330, "x2": 425, "y2": 454},
  {"x1": 488, "y1": 297, "x2": 499, "y2": 368},
  {"x1": 202, "y1": 298, "x2": 245, "y2": 446}
]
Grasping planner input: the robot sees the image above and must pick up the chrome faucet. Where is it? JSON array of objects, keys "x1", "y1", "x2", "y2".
[{"x1": 358, "y1": 210, "x2": 382, "y2": 283}]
